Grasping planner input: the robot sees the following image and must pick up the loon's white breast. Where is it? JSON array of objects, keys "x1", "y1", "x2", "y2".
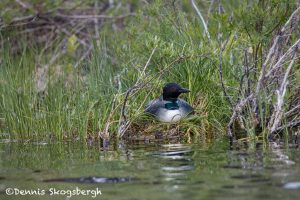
[{"x1": 156, "y1": 108, "x2": 183, "y2": 123}]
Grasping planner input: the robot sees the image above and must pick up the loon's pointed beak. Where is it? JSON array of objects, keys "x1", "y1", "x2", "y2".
[{"x1": 179, "y1": 88, "x2": 190, "y2": 93}]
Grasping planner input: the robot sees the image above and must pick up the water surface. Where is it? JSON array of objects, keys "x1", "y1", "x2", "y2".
[{"x1": 0, "y1": 139, "x2": 299, "y2": 200}]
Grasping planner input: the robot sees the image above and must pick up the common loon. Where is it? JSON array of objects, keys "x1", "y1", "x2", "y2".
[{"x1": 145, "y1": 83, "x2": 193, "y2": 122}]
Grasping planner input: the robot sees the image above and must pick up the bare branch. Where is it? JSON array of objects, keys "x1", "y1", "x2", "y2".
[
  {"x1": 142, "y1": 46, "x2": 157, "y2": 76},
  {"x1": 268, "y1": 53, "x2": 298, "y2": 134},
  {"x1": 55, "y1": 13, "x2": 136, "y2": 20},
  {"x1": 266, "y1": 38, "x2": 300, "y2": 77},
  {"x1": 274, "y1": 120, "x2": 300, "y2": 133},
  {"x1": 118, "y1": 47, "x2": 157, "y2": 137},
  {"x1": 191, "y1": 0, "x2": 211, "y2": 42},
  {"x1": 227, "y1": 94, "x2": 254, "y2": 138},
  {"x1": 253, "y1": 7, "x2": 300, "y2": 113},
  {"x1": 94, "y1": 1, "x2": 101, "y2": 47},
  {"x1": 206, "y1": 0, "x2": 215, "y2": 25},
  {"x1": 74, "y1": 45, "x2": 93, "y2": 68},
  {"x1": 15, "y1": 0, "x2": 32, "y2": 10},
  {"x1": 286, "y1": 104, "x2": 300, "y2": 117}
]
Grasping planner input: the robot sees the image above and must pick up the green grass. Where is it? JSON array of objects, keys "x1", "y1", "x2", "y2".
[{"x1": 0, "y1": 0, "x2": 297, "y2": 142}]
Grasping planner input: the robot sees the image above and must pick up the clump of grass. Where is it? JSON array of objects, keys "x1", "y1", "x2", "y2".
[{"x1": 0, "y1": 42, "x2": 120, "y2": 141}]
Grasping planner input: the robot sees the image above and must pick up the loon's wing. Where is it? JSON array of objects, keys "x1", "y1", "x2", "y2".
[
  {"x1": 178, "y1": 99, "x2": 194, "y2": 115},
  {"x1": 145, "y1": 98, "x2": 164, "y2": 115}
]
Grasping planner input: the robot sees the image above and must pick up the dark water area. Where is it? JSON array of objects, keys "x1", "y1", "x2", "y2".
[{"x1": 0, "y1": 139, "x2": 299, "y2": 200}]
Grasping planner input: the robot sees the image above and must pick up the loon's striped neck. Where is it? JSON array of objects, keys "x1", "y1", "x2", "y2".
[{"x1": 164, "y1": 98, "x2": 179, "y2": 110}]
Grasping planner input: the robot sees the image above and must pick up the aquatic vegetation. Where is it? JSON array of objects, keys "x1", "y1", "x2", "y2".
[{"x1": 0, "y1": 0, "x2": 299, "y2": 144}]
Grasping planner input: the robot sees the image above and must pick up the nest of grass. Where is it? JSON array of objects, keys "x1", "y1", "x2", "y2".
[{"x1": 122, "y1": 95, "x2": 216, "y2": 144}]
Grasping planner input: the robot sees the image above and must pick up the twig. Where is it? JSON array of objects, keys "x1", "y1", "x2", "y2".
[
  {"x1": 254, "y1": 38, "x2": 278, "y2": 109},
  {"x1": 142, "y1": 46, "x2": 157, "y2": 76},
  {"x1": 285, "y1": 104, "x2": 300, "y2": 117},
  {"x1": 253, "y1": 7, "x2": 300, "y2": 112},
  {"x1": 274, "y1": 120, "x2": 300, "y2": 133},
  {"x1": 191, "y1": 0, "x2": 211, "y2": 42},
  {"x1": 1, "y1": 15, "x2": 36, "y2": 28},
  {"x1": 266, "y1": 38, "x2": 300, "y2": 77},
  {"x1": 206, "y1": 0, "x2": 215, "y2": 25},
  {"x1": 74, "y1": 45, "x2": 93, "y2": 68},
  {"x1": 55, "y1": 13, "x2": 136, "y2": 20},
  {"x1": 118, "y1": 47, "x2": 157, "y2": 137},
  {"x1": 98, "y1": 95, "x2": 118, "y2": 139},
  {"x1": 94, "y1": 1, "x2": 101, "y2": 47},
  {"x1": 15, "y1": 0, "x2": 33, "y2": 11},
  {"x1": 268, "y1": 52, "x2": 298, "y2": 134},
  {"x1": 227, "y1": 94, "x2": 254, "y2": 139},
  {"x1": 215, "y1": 0, "x2": 233, "y2": 107},
  {"x1": 237, "y1": 50, "x2": 250, "y2": 98}
]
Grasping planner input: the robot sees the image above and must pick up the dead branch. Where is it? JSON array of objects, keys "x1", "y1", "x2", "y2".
[
  {"x1": 274, "y1": 120, "x2": 300, "y2": 133},
  {"x1": 74, "y1": 45, "x2": 93, "y2": 68},
  {"x1": 191, "y1": 0, "x2": 211, "y2": 42},
  {"x1": 285, "y1": 104, "x2": 300, "y2": 117},
  {"x1": 227, "y1": 6, "x2": 300, "y2": 141},
  {"x1": 15, "y1": 0, "x2": 32, "y2": 10},
  {"x1": 253, "y1": 7, "x2": 300, "y2": 112},
  {"x1": 98, "y1": 95, "x2": 118, "y2": 140},
  {"x1": 118, "y1": 47, "x2": 157, "y2": 138},
  {"x1": 216, "y1": 0, "x2": 233, "y2": 107},
  {"x1": 227, "y1": 94, "x2": 253, "y2": 139},
  {"x1": 94, "y1": 1, "x2": 101, "y2": 47},
  {"x1": 55, "y1": 13, "x2": 136, "y2": 20},
  {"x1": 266, "y1": 39, "x2": 300, "y2": 77},
  {"x1": 206, "y1": 0, "x2": 215, "y2": 25},
  {"x1": 268, "y1": 52, "x2": 298, "y2": 134}
]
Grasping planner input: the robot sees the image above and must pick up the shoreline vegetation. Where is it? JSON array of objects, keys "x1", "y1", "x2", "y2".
[{"x1": 0, "y1": 0, "x2": 299, "y2": 146}]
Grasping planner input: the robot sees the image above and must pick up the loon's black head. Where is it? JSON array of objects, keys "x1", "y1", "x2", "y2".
[{"x1": 162, "y1": 83, "x2": 190, "y2": 100}]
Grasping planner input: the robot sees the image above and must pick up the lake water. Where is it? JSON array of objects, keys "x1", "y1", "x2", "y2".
[{"x1": 0, "y1": 139, "x2": 299, "y2": 200}]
